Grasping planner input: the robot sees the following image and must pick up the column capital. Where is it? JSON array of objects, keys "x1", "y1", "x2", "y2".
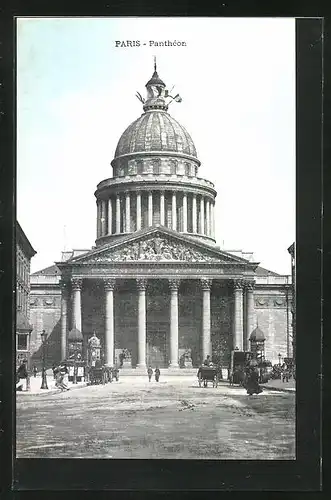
[
  {"x1": 201, "y1": 278, "x2": 213, "y2": 291},
  {"x1": 71, "y1": 278, "x2": 83, "y2": 291},
  {"x1": 136, "y1": 278, "x2": 147, "y2": 291},
  {"x1": 168, "y1": 278, "x2": 180, "y2": 291},
  {"x1": 103, "y1": 278, "x2": 116, "y2": 291},
  {"x1": 232, "y1": 278, "x2": 244, "y2": 291},
  {"x1": 244, "y1": 279, "x2": 255, "y2": 291}
]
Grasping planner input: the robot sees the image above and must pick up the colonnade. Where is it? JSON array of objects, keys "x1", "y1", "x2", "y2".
[
  {"x1": 96, "y1": 191, "x2": 216, "y2": 239},
  {"x1": 60, "y1": 278, "x2": 255, "y2": 367}
]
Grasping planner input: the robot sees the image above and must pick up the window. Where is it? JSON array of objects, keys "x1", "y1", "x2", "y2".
[
  {"x1": 17, "y1": 334, "x2": 28, "y2": 351},
  {"x1": 185, "y1": 163, "x2": 191, "y2": 176}
]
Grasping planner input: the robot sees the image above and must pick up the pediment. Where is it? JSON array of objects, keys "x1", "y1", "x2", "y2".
[{"x1": 69, "y1": 228, "x2": 251, "y2": 266}]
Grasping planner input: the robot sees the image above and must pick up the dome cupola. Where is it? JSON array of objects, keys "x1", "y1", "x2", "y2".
[{"x1": 95, "y1": 60, "x2": 217, "y2": 247}]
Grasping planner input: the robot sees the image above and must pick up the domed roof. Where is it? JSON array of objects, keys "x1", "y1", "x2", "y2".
[
  {"x1": 68, "y1": 327, "x2": 83, "y2": 342},
  {"x1": 250, "y1": 326, "x2": 266, "y2": 342},
  {"x1": 145, "y1": 70, "x2": 166, "y2": 88},
  {"x1": 114, "y1": 111, "x2": 197, "y2": 159}
]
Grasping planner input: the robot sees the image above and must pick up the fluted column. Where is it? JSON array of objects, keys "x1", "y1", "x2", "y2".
[
  {"x1": 108, "y1": 198, "x2": 113, "y2": 235},
  {"x1": 245, "y1": 280, "x2": 255, "y2": 351},
  {"x1": 71, "y1": 278, "x2": 83, "y2": 332},
  {"x1": 160, "y1": 191, "x2": 165, "y2": 226},
  {"x1": 136, "y1": 279, "x2": 147, "y2": 369},
  {"x1": 201, "y1": 279, "x2": 212, "y2": 360},
  {"x1": 125, "y1": 192, "x2": 131, "y2": 233},
  {"x1": 148, "y1": 191, "x2": 153, "y2": 227},
  {"x1": 172, "y1": 192, "x2": 177, "y2": 230},
  {"x1": 169, "y1": 279, "x2": 180, "y2": 368},
  {"x1": 206, "y1": 199, "x2": 210, "y2": 236},
  {"x1": 116, "y1": 194, "x2": 121, "y2": 233},
  {"x1": 100, "y1": 200, "x2": 106, "y2": 236},
  {"x1": 96, "y1": 201, "x2": 101, "y2": 238},
  {"x1": 182, "y1": 194, "x2": 187, "y2": 233},
  {"x1": 200, "y1": 196, "x2": 205, "y2": 234},
  {"x1": 192, "y1": 194, "x2": 197, "y2": 233},
  {"x1": 211, "y1": 202, "x2": 215, "y2": 238},
  {"x1": 136, "y1": 192, "x2": 141, "y2": 230},
  {"x1": 233, "y1": 279, "x2": 244, "y2": 350},
  {"x1": 104, "y1": 278, "x2": 115, "y2": 366},
  {"x1": 60, "y1": 280, "x2": 68, "y2": 360}
]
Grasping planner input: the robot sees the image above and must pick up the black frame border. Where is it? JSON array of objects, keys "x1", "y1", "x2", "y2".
[{"x1": 0, "y1": 3, "x2": 324, "y2": 495}]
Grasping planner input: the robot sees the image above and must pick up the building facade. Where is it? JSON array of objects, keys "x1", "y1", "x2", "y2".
[
  {"x1": 29, "y1": 65, "x2": 293, "y2": 368},
  {"x1": 16, "y1": 222, "x2": 36, "y2": 367}
]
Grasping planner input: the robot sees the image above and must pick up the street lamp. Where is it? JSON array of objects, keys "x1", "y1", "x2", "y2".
[{"x1": 40, "y1": 330, "x2": 48, "y2": 390}]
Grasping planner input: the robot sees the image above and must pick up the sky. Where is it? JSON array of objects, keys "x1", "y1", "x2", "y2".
[{"x1": 17, "y1": 17, "x2": 295, "y2": 275}]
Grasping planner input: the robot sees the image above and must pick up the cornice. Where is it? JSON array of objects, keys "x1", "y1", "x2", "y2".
[
  {"x1": 111, "y1": 150, "x2": 201, "y2": 167},
  {"x1": 95, "y1": 177, "x2": 216, "y2": 199}
]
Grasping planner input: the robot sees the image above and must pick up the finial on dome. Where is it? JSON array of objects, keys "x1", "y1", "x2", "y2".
[{"x1": 154, "y1": 56, "x2": 157, "y2": 73}]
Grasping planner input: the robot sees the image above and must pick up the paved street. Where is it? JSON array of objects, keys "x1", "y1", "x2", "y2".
[{"x1": 16, "y1": 375, "x2": 295, "y2": 460}]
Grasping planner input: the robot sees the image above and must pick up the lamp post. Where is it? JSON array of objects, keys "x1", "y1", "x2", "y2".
[{"x1": 40, "y1": 330, "x2": 48, "y2": 390}]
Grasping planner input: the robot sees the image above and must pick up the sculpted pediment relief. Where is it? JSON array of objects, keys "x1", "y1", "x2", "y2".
[{"x1": 78, "y1": 235, "x2": 229, "y2": 264}]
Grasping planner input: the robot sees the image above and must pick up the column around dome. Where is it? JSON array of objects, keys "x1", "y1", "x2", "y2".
[
  {"x1": 125, "y1": 192, "x2": 131, "y2": 233},
  {"x1": 192, "y1": 194, "x2": 197, "y2": 233},
  {"x1": 108, "y1": 198, "x2": 113, "y2": 235},
  {"x1": 182, "y1": 193, "x2": 188, "y2": 233},
  {"x1": 116, "y1": 194, "x2": 121, "y2": 233},
  {"x1": 136, "y1": 192, "x2": 141, "y2": 230},
  {"x1": 200, "y1": 196, "x2": 205, "y2": 235},
  {"x1": 160, "y1": 191, "x2": 165, "y2": 226},
  {"x1": 172, "y1": 192, "x2": 177, "y2": 231},
  {"x1": 148, "y1": 191, "x2": 153, "y2": 227},
  {"x1": 96, "y1": 201, "x2": 101, "y2": 239},
  {"x1": 205, "y1": 199, "x2": 210, "y2": 236}
]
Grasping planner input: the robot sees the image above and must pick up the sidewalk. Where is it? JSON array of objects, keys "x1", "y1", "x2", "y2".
[
  {"x1": 16, "y1": 375, "x2": 87, "y2": 395},
  {"x1": 261, "y1": 379, "x2": 296, "y2": 393}
]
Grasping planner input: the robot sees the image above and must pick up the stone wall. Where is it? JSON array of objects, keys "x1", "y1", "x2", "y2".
[
  {"x1": 29, "y1": 289, "x2": 61, "y2": 368},
  {"x1": 253, "y1": 289, "x2": 292, "y2": 364}
]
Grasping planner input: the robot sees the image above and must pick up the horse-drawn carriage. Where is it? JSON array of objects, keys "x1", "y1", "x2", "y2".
[{"x1": 197, "y1": 366, "x2": 219, "y2": 388}]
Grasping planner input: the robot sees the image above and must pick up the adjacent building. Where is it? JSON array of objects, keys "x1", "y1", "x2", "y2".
[
  {"x1": 29, "y1": 64, "x2": 293, "y2": 369},
  {"x1": 16, "y1": 222, "x2": 36, "y2": 367}
]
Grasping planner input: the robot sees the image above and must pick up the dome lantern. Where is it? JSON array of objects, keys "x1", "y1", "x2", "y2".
[{"x1": 143, "y1": 57, "x2": 168, "y2": 112}]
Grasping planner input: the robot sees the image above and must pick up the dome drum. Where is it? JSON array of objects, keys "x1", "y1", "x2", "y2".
[
  {"x1": 111, "y1": 154, "x2": 200, "y2": 178},
  {"x1": 95, "y1": 188, "x2": 216, "y2": 245}
]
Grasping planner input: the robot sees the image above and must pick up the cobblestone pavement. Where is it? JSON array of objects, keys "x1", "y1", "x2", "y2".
[{"x1": 16, "y1": 376, "x2": 295, "y2": 460}]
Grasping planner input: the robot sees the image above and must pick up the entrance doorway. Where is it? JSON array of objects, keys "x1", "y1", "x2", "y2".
[{"x1": 146, "y1": 327, "x2": 168, "y2": 368}]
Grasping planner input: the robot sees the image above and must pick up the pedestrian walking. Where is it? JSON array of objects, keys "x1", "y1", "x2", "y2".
[
  {"x1": 246, "y1": 366, "x2": 263, "y2": 396},
  {"x1": 147, "y1": 366, "x2": 153, "y2": 382},
  {"x1": 154, "y1": 367, "x2": 160, "y2": 382},
  {"x1": 33, "y1": 365, "x2": 38, "y2": 378},
  {"x1": 16, "y1": 359, "x2": 28, "y2": 391}
]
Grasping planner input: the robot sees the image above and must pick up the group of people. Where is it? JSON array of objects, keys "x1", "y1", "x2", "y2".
[{"x1": 147, "y1": 366, "x2": 161, "y2": 382}]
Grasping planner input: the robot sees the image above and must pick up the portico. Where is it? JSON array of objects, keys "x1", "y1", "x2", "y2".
[{"x1": 58, "y1": 228, "x2": 257, "y2": 369}]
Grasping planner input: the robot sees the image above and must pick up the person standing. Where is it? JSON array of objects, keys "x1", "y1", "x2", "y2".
[
  {"x1": 33, "y1": 365, "x2": 38, "y2": 378},
  {"x1": 154, "y1": 367, "x2": 160, "y2": 382},
  {"x1": 54, "y1": 364, "x2": 70, "y2": 391},
  {"x1": 147, "y1": 366, "x2": 153, "y2": 382},
  {"x1": 246, "y1": 366, "x2": 262, "y2": 396}
]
